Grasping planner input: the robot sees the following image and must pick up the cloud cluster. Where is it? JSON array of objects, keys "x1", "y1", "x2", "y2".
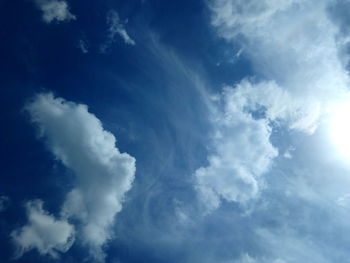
[
  {"x1": 195, "y1": 77, "x2": 325, "y2": 211},
  {"x1": 12, "y1": 93, "x2": 136, "y2": 261},
  {"x1": 195, "y1": 0, "x2": 350, "y2": 211},
  {"x1": 210, "y1": 0, "x2": 349, "y2": 118},
  {"x1": 195, "y1": 82, "x2": 278, "y2": 211},
  {"x1": 33, "y1": 0, "x2": 76, "y2": 23}
]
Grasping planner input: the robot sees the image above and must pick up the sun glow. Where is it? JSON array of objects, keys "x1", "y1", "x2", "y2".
[{"x1": 329, "y1": 101, "x2": 350, "y2": 160}]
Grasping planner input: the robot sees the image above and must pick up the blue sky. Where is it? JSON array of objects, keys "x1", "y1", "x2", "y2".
[{"x1": 2, "y1": 0, "x2": 350, "y2": 262}]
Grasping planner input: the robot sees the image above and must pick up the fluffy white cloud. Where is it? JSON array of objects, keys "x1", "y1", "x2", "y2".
[
  {"x1": 11, "y1": 200, "x2": 74, "y2": 259},
  {"x1": 21, "y1": 93, "x2": 136, "y2": 261},
  {"x1": 100, "y1": 11, "x2": 135, "y2": 52},
  {"x1": 34, "y1": 0, "x2": 76, "y2": 23},
  {"x1": 195, "y1": 82, "x2": 278, "y2": 211}
]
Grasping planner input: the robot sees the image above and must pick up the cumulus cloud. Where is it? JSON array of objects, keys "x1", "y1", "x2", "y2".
[
  {"x1": 210, "y1": 0, "x2": 349, "y2": 130},
  {"x1": 33, "y1": 0, "x2": 76, "y2": 23},
  {"x1": 100, "y1": 10, "x2": 135, "y2": 52},
  {"x1": 195, "y1": 0, "x2": 350, "y2": 211},
  {"x1": 16, "y1": 93, "x2": 136, "y2": 260},
  {"x1": 195, "y1": 82, "x2": 278, "y2": 211},
  {"x1": 11, "y1": 200, "x2": 74, "y2": 259},
  {"x1": 195, "y1": 78, "x2": 323, "y2": 210}
]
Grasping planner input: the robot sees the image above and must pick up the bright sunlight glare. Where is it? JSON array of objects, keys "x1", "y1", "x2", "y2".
[{"x1": 329, "y1": 100, "x2": 350, "y2": 161}]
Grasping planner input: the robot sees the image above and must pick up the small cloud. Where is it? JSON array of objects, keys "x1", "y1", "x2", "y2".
[
  {"x1": 78, "y1": 39, "x2": 89, "y2": 54},
  {"x1": 100, "y1": 10, "x2": 135, "y2": 52},
  {"x1": 0, "y1": 195, "x2": 10, "y2": 212},
  {"x1": 235, "y1": 48, "x2": 244, "y2": 58},
  {"x1": 283, "y1": 152, "x2": 292, "y2": 159},
  {"x1": 11, "y1": 200, "x2": 75, "y2": 259},
  {"x1": 336, "y1": 194, "x2": 350, "y2": 208},
  {"x1": 173, "y1": 199, "x2": 193, "y2": 226},
  {"x1": 33, "y1": 0, "x2": 76, "y2": 23},
  {"x1": 283, "y1": 146, "x2": 295, "y2": 159}
]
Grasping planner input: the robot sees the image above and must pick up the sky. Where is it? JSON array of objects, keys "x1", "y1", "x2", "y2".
[{"x1": 2, "y1": 0, "x2": 350, "y2": 262}]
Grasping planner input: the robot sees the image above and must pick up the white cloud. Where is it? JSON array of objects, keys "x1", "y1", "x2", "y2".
[
  {"x1": 194, "y1": 78, "x2": 323, "y2": 211},
  {"x1": 11, "y1": 200, "x2": 75, "y2": 259},
  {"x1": 22, "y1": 93, "x2": 136, "y2": 261},
  {"x1": 209, "y1": 0, "x2": 350, "y2": 131},
  {"x1": 195, "y1": 82, "x2": 278, "y2": 211},
  {"x1": 34, "y1": 0, "x2": 76, "y2": 23},
  {"x1": 282, "y1": 145, "x2": 296, "y2": 159},
  {"x1": 196, "y1": 0, "x2": 350, "y2": 211},
  {"x1": 100, "y1": 11, "x2": 135, "y2": 52},
  {"x1": 336, "y1": 193, "x2": 350, "y2": 208}
]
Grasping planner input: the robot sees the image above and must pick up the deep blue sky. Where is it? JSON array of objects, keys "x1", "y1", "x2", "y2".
[{"x1": 2, "y1": 1, "x2": 350, "y2": 263}]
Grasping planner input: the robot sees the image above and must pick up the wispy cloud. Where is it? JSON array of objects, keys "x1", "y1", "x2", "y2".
[
  {"x1": 78, "y1": 38, "x2": 89, "y2": 53},
  {"x1": 33, "y1": 0, "x2": 76, "y2": 23},
  {"x1": 100, "y1": 10, "x2": 135, "y2": 52},
  {"x1": 0, "y1": 195, "x2": 9, "y2": 212},
  {"x1": 233, "y1": 254, "x2": 287, "y2": 263}
]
